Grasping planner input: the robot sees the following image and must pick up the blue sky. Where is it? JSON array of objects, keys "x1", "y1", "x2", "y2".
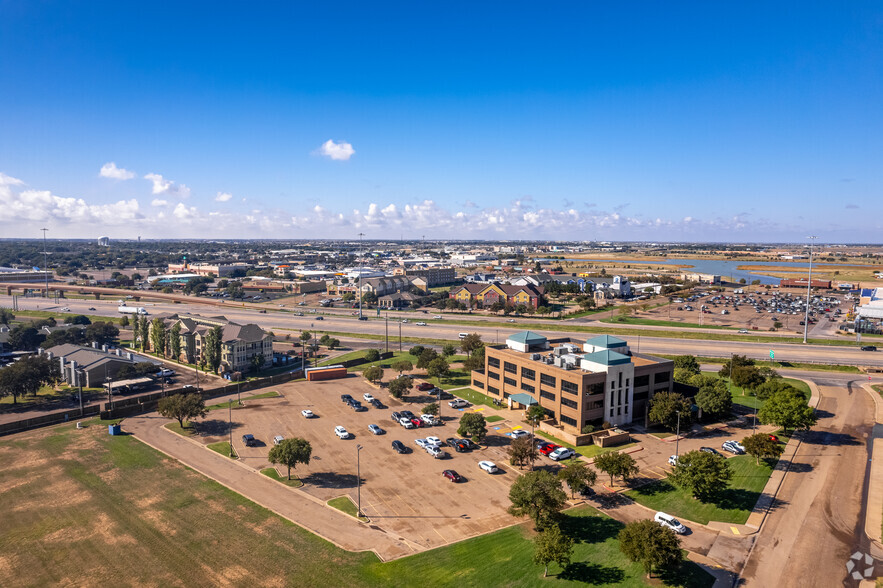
[{"x1": 1, "y1": 2, "x2": 881, "y2": 242}]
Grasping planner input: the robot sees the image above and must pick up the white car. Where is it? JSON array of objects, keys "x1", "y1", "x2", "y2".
[
  {"x1": 478, "y1": 460, "x2": 499, "y2": 474},
  {"x1": 433, "y1": 315, "x2": 443, "y2": 319},
  {"x1": 415, "y1": 438, "x2": 430, "y2": 448},
  {"x1": 368, "y1": 424, "x2": 383, "y2": 435},
  {"x1": 421, "y1": 414, "x2": 438, "y2": 425},
  {"x1": 549, "y1": 447, "x2": 576, "y2": 461},
  {"x1": 273, "y1": 435, "x2": 285, "y2": 446},
  {"x1": 401, "y1": 319, "x2": 409, "y2": 323},
  {"x1": 426, "y1": 446, "x2": 445, "y2": 459},
  {"x1": 363, "y1": 393, "x2": 375, "y2": 402},
  {"x1": 738, "y1": 329, "x2": 749, "y2": 334},
  {"x1": 334, "y1": 426, "x2": 349, "y2": 439},
  {"x1": 415, "y1": 322, "x2": 427, "y2": 326},
  {"x1": 668, "y1": 455, "x2": 679, "y2": 466},
  {"x1": 449, "y1": 399, "x2": 469, "y2": 408},
  {"x1": 654, "y1": 511, "x2": 687, "y2": 534},
  {"x1": 60, "y1": 307, "x2": 71, "y2": 312},
  {"x1": 399, "y1": 418, "x2": 416, "y2": 429},
  {"x1": 722, "y1": 440, "x2": 745, "y2": 454},
  {"x1": 425, "y1": 436, "x2": 442, "y2": 446},
  {"x1": 301, "y1": 409, "x2": 315, "y2": 418},
  {"x1": 507, "y1": 430, "x2": 530, "y2": 439}
]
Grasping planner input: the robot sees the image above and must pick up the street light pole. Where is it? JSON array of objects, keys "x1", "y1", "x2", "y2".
[
  {"x1": 358, "y1": 233, "x2": 365, "y2": 320},
  {"x1": 675, "y1": 410, "x2": 681, "y2": 457},
  {"x1": 228, "y1": 399, "x2": 233, "y2": 456},
  {"x1": 356, "y1": 444, "x2": 363, "y2": 517},
  {"x1": 803, "y1": 236, "x2": 818, "y2": 344},
  {"x1": 41, "y1": 228, "x2": 49, "y2": 299}
]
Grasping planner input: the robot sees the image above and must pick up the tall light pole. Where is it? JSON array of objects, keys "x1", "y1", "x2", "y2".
[
  {"x1": 675, "y1": 410, "x2": 681, "y2": 458},
  {"x1": 358, "y1": 233, "x2": 365, "y2": 320},
  {"x1": 41, "y1": 228, "x2": 49, "y2": 299},
  {"x1": 802, "y1": 236, "x2": 818, "y2": 344},
  {"x1": 228, "y1": 399, "x2": 233, "y2": 456},
  {"x1": 356, "y1": 444, "x2": 363, "y2": 517}
]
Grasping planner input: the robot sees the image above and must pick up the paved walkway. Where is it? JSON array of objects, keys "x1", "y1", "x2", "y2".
[
  {"x1": 861, "y1": 381, "x2": 883, "y2": 554},
  {"x1": 124, "y1": 396, "x2": 419, "y2": 562}
]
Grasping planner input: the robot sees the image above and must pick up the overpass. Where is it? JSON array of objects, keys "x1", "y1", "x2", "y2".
[{"x1": 3, "y1": 282, "x2": 230, "y2": 307}]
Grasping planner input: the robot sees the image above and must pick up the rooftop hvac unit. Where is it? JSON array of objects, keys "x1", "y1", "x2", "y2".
[
  {"x1": 554, "y1": 357, "x2": 564, "y2": 367},
  {"x1": 530, "y1": 353, "x2": 541, "y2": 361},
  {"x1": 562, "y1": 362, "x2": 573, "y2": 370}
]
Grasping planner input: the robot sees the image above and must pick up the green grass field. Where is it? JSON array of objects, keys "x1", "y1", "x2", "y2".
[
  {"x1": 0, "y1": 419, "x2": 712, "y2": 587},
  {"x1": 534, "y1": 430, "x2": 638, "y2": 459},
  {"x1": 260, "y1": 466, "x2": 303, "y2": 487},
  {"x1": 207, "y1": 441, "x2": 237, "y2": 458},
  {"x1": 485, "y1": 415, "x2": 504, "y2": 423},
  {"x1": 328, "y1": 496, "x2": 369, "y2": 522},
  {"x1": 601, "y1": 316, "x2": 730, "y2": 330},
  {"x1": 624, "y1": 455, "x2": 774, "y2": 525}
]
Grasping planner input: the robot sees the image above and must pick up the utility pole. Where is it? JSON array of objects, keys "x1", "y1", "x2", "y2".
[
  {"x1": 385, "y1": 316, "x2": 389, "y2": 354},
  {"x1": 356, "y1": 444, "x2": 363, "y2": 517},
  {"x1": 398, "y1": 321, "x2": 402, "y2": 352},
  {"x1": 803, "y1": 236, "x2": 818, "y2": 344},
  {"x1": 358, "y1": 232, "x2": 365, "y2": 320},
  {"x1": 228, "y1": 399, "x2": 233, "y2": 456},
  {"x1": 41, "y1": 228, "x2": 49, "y2": 299},
  {"x1": 675, "y1": 411, "x2": 681, "y2": 458}
]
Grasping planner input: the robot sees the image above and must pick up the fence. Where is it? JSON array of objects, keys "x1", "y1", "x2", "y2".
[{"x1": 0, "y1": 405, "x2": 101, "y2": 437}]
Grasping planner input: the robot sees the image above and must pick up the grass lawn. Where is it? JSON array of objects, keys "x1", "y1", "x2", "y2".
[
  {"x1": 163, "y1": 421, "x2": 198, "y2": 437},
  {"x1": 207, "y1": 441, "x2": 237, "y2": 458},
  {"x1": 260, "y1": 467, "x2": 303, "y2": 488},
  {"x1": 328, "y1": 496, "x2": 370, "y2": 523},
  {"x1": 447, "y1": 386, "x2": 497, "y2": 408},
  {"x1": 659, "y1": 354, "x2": 862, "y2": 374},
  {"x1": 0, "y1": 424, "x2": 713, "y2": 587},
  {"x1": 485, "y1": 415, "x2": 504, "y2": 423},
  {"x1": 425, "y1": 367, "x2": 471, "y2": 390},
  {"x1": 716, "y1": 376, "x2": 811, "y2": 411},
  {"x1": 875, "y1": 384, "x2": 883, "y2": 399},
  {"x1": 624, "y1": 455, "x2": 774, "y2": 525},
  {"x1": 601, "y1": 317, "x2": 729, "y2": 330},
  {"x1": 534, "y1": 430, "x2": 638, "y2": 459},
  {"x1": 650, "y1": 432, "x2": 674, "y2": 439}
]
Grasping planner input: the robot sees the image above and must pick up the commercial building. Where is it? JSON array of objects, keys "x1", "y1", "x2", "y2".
[
  {"x1": 0, "y1": 267, "x2": 54, "y2": 284},
  {"x1": 392, "y1": 266, "x2": 457, "y2": 289},
  {"x1": 469, "y1": 331, "x2": 674, "y2": 433},
  {"x1": 44, "y1": 343, "x2": 159, "y2": 388},
  {"x1": 167, "y1": 262, "x2": 250, "y2": 277},
  {"x1": 780, "y1": 279, "x2": 832, "y2": 289}
]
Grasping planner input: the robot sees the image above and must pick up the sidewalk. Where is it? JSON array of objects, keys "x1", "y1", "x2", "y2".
[{"x1": 861, "y1": 382, "x2": 883, "y2": 554}]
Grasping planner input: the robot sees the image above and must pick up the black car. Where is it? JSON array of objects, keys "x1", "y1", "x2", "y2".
[
  {"x1": 341, "y1": 394, "x2": 353, "y2": 403},
  {"x1": 242, "y1": 434, "x2": 256, "y2": 447},
  {"x1": 351, "y1": 402, "x2": 366, "y2": 412},
  {"x1": 391, "y1": 440, "x2": 407, "y2": 454},
  {"x1": 370, "y1": 399, "x2": 384, "y2": 409},
  {"x1": 458, "y1": 438, "x2": 478, "y2": 450},
  {"x1": 445, "y1": 437, "x2": 459, "y2": 448},
  {"x1": 862, "y1": 345, "x2": 877, "y2": 352},
  {"x1": 536, "y1": 440, "x2": 555, "y2": 452},
  {"x1": 391, "y1": 411, "x2": 402, "y2": 422},
  {"x1": 315, "y1": 316, "x2": 324, "y2": 320},
  {"x1": 579, "y1": 486, "x2": 595, "y2": 498},
  {"x1": 699, "y1": 447, "x2": 719, "y2": 455},
  {"x1": 401, "y1": 410, "x2": 416, "y2": 419}
]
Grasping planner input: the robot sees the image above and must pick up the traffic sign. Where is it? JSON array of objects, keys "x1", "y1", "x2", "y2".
[{"x1": 769, "y1": 350, "x2": 775, "y2": 360}]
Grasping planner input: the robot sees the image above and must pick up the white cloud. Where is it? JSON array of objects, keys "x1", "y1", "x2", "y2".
[
  {"x1": 172, "y1": 202, "x2": 198, "y2": 220},
  {"x1": 151, "y1": 199, "x2": 168, "y2": 207},
  {"x1": 214, "y1": 191, "x2": 233, "y2": 202},
  {"x1": 144, "y1": 173, "x2": 191, "y2": 198},
  {"x1": 317, "y1": 139, "x2": 355, "y2": 161},
  {"x1": 99, "y1": 162, "x2": 135, "y2": 180}
]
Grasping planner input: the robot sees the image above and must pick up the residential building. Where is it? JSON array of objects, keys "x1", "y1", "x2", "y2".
[
  {"x1": 448, "y1": 282, "x2": 545, "y2": 309},
  {"x1": 378, "y1": 292, "x2": 421, "y2": 309},
  {"x1": 148, "y1": 313, "x2": 273, "y2": 373},
  {"x1": 469, "y1": 331, "x2": 674, "y2": 433},
  {"x1": 392, "y1": 266, "x2": 456, "y2": 288}
]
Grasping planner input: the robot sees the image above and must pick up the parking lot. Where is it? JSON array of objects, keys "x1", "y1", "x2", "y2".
[{"x1": 202, "y1": 376, "x2": 525, "y2": 550}]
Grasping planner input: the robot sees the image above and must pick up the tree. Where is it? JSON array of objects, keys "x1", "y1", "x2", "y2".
[
  {"x1": 508, "y1": 436, "x2": 538, "y2": 469},
  {"x1": 249, "y1": 353, "x2": 265, "y2": 373},
  {"x1": 416, "y1": 348, "x2": 438, "y2": 369},
  {"x1": 558, "y1": 460, "x2": 597, "y2": 498},
  {"x1": 441, "y1": 343, "x2": 456, "y2": 357},
  {"x1": 672, "y1": 355, "x2": 701, "y2": 376},
  {"x1": 268, "y1": 437, "x2": 312, "y2": 480},
  {"x1": 363, "y1": 365, "x2": 384, "y2": 384},
  {"x1": 8, "y1": 325, "x2": 45, "y2": 351},
  {"x1": 84, "y1": 322, "x2": 119, "y2": 346},
  {"x1": 365, "y1": 349, "x2": 380, "y2": 363},
  {"x1": 593, "y1": 451, "x2": 639, "y2": 486},
  {"x1": 0, "y1": 307, "x2": 14, "y2": 325},
  {"x1": 204, "y1": 325, "x2": 223, "y2": 373},
  {"x1": 119, "y1": 314, "x2": 129, "y2": 327},
  {"x1": 754, "y1": 378, "x2": 801, "y2": 401},
  {"x1": 157, "y1": 393, "x2": 207, "y2": 428},
  {"x1": 648, "y1": 391, "x2": 693, "y2": 432},
  {"x1": 460, "y1": 333, "x2": 483, "y2": 357},
  {"x1": 526, "y1": 405, "x2": 546, "y2": 430},
  {"x1": 533, "y1": 524, "x2": 574, "y2": 578},
  {"x1": 426, "y1": 357, "x2": 450, "y2": 381},
  {"x1": 507, "y1": 470, "x2": 568, "y2": 530},
  {"x1": 68, "y1": 314, "x2": 91, "y2": 325},
  {"x1": 327, "y1": 338, "x2": 340, "y2": 350},
  {"x1": 462, "y1": 345, "x2": 485, "y2": 372},
  {"x1": 387, "y1": 375, "x2": 412, "y2": 399},
  {"x1": 409, "y1": 345, "x2": 425, "y2": 357},
  {"x1": 668, "y1": 450, "x2": 732, "y2": 500},
  {"x1": 0, "y1": 355, "x2": 58, "y2": 404},
  {"x1": 618, "y1": 519, "x2": 683, "y2": 577},
  {"x1": 299, "y1": 331, "x2": 312, "y2": 344},
  {"x1": 458, "y1": 412, "x2": 487, "y2": 442},
  {"x1": 422, "y1": 402, "x2": 439, "y2": 416},
  {"x1": 150, "y1": 317, "x2": 166, "y2": 355},
  {"x1": 694, "y1": 379, "x2": 732, "y2": 419},
  {"x1": 169, "y1": 322, "x2": 182, "y2": 361},
  {"x1": 758, "y1": 388, "x2": 817, "y2": 434},
  {"x1": 391, "y1": 360, "x2": 413, "y2": 375},
  {"x1": 742, "y1": 432, "x2": 785, "y2": 465}
]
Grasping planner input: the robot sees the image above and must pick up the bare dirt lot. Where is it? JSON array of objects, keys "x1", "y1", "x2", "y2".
[{"x1": 202, "y1": 376, "x2": 522, "y2": 550}]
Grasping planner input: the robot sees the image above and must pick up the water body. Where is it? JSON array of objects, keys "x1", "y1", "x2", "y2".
[{"x1": 588, "y1": 258, "x2": 861, "y2": 285}]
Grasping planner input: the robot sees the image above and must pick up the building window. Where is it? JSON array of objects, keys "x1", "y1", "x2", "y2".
[
  {"x1": 488, "y1": 356, "x2": 500, "y2": 368},
  {"x1": 617, "y1": 390, "x2": 622, "y2": 405},
  {"x1": 587, "y1": 382, "x2": 605, "y2": 396},
  {"x1": 561, "y1": 397, "x2": 577, "y2": 409},
  {"x1": 561, "y1": 381, "x2": 579, "y2": 395},
  {"x1": 521, "y1": 367, "x2": 536, "y2": 380},
  {"x1": 611, "y1": 381, "x2": 615, "y2": 390},
  {"x1": 626, "y1": 378, "x2": 630, "y2": 388},
  {"x1": 521, "y1": 382, "x2": 535, "y2": 394},
  {"x1": 473, "y1": 380, "x2": 484, "y2": 389},
  {"x1": 633, "y1": 391, "x2": 649, "y2": 400},
  {"x1": 560, "y1": 415, "x2": 577, "y2": 427},
  {"x1": 618, "y1": 372, "x2": 622, "y2": 387},
  {"x1": 540, "y1": 389, "x2": 556, "y2": 401},
  {"x1": 504, "y1": 377, "x2": 516, "y2": 387},
  {"x1": 504, "y1": 362, "x2": 517, "y2": 374},
  {"x1": 610, "y1": 408, "x2": 614, "y2": 417},
  {"x1": 655, "y1": 372, "x2": 670, "y2": 383},
  {"x1": 540, "y1": 373, "x2": 556, "y2": 387},
  {"x1": 488, "y1": 370, "x2": 500, "y2": 380},
  {"x1": 589, "y1": 400, "x2": 604, "y2": 410},
  {"x1": 488, "y1": 385, "x2": 499, "y2": 395},
  {"x1": 617, "y1": 407, "x2": 621, "y2": 415}
]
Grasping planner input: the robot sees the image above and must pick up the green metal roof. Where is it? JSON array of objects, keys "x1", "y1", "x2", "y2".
[
  {"x1": 582, "y1": 349, "x2": 631, "y2": 366},
  {"x1": 506, "y1": 330, "x2": 547, "y2": 344},
  {"x1": 584, "y1": 334, "x2": 628, "y2": 348},
  {"x1": 508, "y1": 393, "x2": 538, "y2": 406}
]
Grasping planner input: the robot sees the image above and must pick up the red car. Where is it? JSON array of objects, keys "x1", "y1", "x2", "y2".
[
  {"x1": 443, "y1": 470, "x2": 463, "y2": 483},
  {"x1": 410, "y1": 418, "x2": 424, "y2": 428},
  {"x1": 416, "y1": 383, "x2": 434, "y2": 391},
  {"x1": 769, "y1": 435, "x2": 780, "y2": 443},
  {"x1": 539, "y1": 443, "x2": 561, "y2": 456}
]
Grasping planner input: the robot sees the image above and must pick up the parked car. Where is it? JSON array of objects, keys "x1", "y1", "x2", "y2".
[
  {"x1": 415, "y1": 438, "x2": 431, "y2": 449},
  {"x1": 442, "y1": 469, "x2": 463, "y2": 483},
  {"x1": 425, "y1": 436, "x2": 441, "y2": 446},
  {"x1": 334, "y1": 426, "x2": 350, "y2": 439},
  {"x1": 363, "y1": 393, "x2": 375, "y2": 402},
  {"x1": 449, "y1": 399, "x2": 469, "y2": 408},
  {"x1": 768, "y1": 434, "x2": 780, "y2": 443},
  {"x1": 699, "y1": 447, "x2": 719, "y2": 455},
  {"x1": 722, "y1": 440, "x2": 745, "y2": 454},
  {"x1": 426, "y1": 446, "x2": 446, "y2": 459},
  {"x1": 548, "y1": 447, "x2": 576, "y2": 461},
  {"x1": 668, "y1": 455, "x2": 679, "y2": 466},
  {"x1": 399, "y1": 418, "x2": 416, "y2": 429},
  {"x1": 459, "y1": 438, "x2": 479, "y2": 450},
  {"x1": 301, "y1": 409, "x2": 315, "y2": 418},
  {"x1": 416, "y1": 383, "x2": 434, "y2": 391},
  {"x1": 273, "y1": 435, "x2": 285, "y2": 446},
  {"x1": 579, "y1": 486, "x2": 595, "y2": 498},
  {"x1": 341, "y1": 394, "x2": 353, "y2": 403},
  {"x1": 430, "y1": 387, "x2": 452, "y2": 399},
  {"x1": 538, "y1": 443, "x2": 560, "y2": 456},
  {"x1": 368, "y1": 424, "x2": 384, "y2": 435},
  {"x1": 421, "y1": 414, "x2": 439, "y2": 425},
  {"x1": 400, "y1": 410, "x2": 416, "y2": 419},
  {"x1": 242, "y1": 434, "x2": 256, "y2": 447},
  {"x1": 507, "y1": 430, "x2": 530, "y2": 439},
  {"x1": 478, "y1": 460, "x2": 499, "y2": 474},
  {"x1": 410, "y1": 418, "x2": 424, "y2": 428},
  {"x1": 370, "y1": 398, "x2": 384, "y2": 409},
  {"x1": 391, "y1": 411, "x2": 402, "y2": 421},
  {"x1": 445, "y1": 437, "x2": 460, "y2": 448},
  {"x1": 391, "y1": 440, "x2": 407, "y2": 454},
  {"x1": 655, "y1": 511, "x2": 687, "y2": 534}
]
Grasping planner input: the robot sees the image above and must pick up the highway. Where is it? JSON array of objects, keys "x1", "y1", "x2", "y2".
[{"x1": 5, "y1": 294, "x2": 883, "y2": 368}]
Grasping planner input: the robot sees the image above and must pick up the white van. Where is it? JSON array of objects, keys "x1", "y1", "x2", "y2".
[{"x1": 459, "y1": 333, "x2": 469, "y2": 339}]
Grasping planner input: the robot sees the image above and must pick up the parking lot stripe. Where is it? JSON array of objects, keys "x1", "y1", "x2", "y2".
[
  {"x1": 471, "y1": 407, "x2": 485, "y2": 412},
  {"x1": 730, "y1": 526, "x2": 741, "y2": 535}
]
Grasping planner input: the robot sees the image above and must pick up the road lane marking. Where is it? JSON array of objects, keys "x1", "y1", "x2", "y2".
[{"x1": 730, "y1": 526, "x2": 740, "y2": 535}]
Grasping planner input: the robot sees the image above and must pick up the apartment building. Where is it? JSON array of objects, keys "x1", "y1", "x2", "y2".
[
  {"x1": 470, "y1": 331, "x2": 673, "y2": 433},
  {"x1": 449, "y1": 282, "x2": 545, "y2": 309},
  {"x1": 391, "y1": 266, "x2": 457, "y2": 288}
]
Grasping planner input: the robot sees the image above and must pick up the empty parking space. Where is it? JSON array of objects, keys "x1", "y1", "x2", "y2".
[{"x1": 201, "y1": 376, "x2": 522, "y2": 550}]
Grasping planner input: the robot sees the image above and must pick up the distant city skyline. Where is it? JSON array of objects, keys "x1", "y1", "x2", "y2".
[{"x1": 1, "y1": 3, "x2": 881, "y2": 242}]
